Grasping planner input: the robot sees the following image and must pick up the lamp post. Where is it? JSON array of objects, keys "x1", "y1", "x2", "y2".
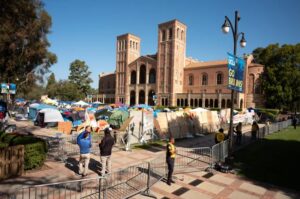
[{"x1": 221, "y1": 11, "x2": 247, "y2": 153}]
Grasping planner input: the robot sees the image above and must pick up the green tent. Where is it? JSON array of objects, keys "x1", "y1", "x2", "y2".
[{"x1": 107, "y1": 110, "x2": 129, "y2": 129}]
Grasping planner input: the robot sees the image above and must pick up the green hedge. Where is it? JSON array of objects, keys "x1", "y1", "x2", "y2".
[
  {"x1": 0, "y1": 134, "x2": 48, "y2": 170},
  {"x1": 24, "y1": 142, "x2": 47, "y2": 170}
]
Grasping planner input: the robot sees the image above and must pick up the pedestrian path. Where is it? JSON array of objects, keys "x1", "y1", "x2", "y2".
[{"x1": 133, "y1": 171, "x2": 300, "y2": 199}]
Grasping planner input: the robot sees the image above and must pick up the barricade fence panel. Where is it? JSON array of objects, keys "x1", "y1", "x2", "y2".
[
  {"x1": 211, "y1": 140, "x2": 229, "y2": 163},
  {"x1": 13, "y1": 177, "x2": 105, "y2": 199},
  {"x1": 175, "y1": 147, "x2": 212, "y2": 173}
]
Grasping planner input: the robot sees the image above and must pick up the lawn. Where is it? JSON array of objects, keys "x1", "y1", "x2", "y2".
[{"x1": 233, "y1": 126, "x2": 300, "y2": 191}]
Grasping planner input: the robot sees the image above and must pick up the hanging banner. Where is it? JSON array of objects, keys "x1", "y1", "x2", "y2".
[
  {"x1": 9, "y1": 83, "x2": 16, "y2": 94},
  {"x1": 1, "y1": 83, "x2": 9, "y2": 94},
  {"x1": 227, "y1": 53, "x2": 245, "y2": 92}
]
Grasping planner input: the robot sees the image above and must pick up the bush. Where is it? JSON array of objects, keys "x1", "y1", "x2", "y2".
[
  {"x1": 0, "y1": 134, "x2": 48, "y2": 170},
  {"x1": 24, "y1": 142, "x2": 47, "y2": 170}
]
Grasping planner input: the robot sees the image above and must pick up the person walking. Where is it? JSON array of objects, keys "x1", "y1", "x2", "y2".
[
  {"x1": 292, "y1": 116, "x2": 297, "y2": 129},
  {"x1": 99, "y1": 127, "x2": 115, "y2": 176},
  {"x1": 235, "y1": 122, "x2": 242, "y2": 145},
  {"x1": 77, "y1": 126, "x2": 92, "y2": 177},
  {"x1": 215, "y1": 128, "x2": 225, "y2": 144},
  {"x1": 251, "y1": 121, "x2": 259, "y2": 140},
  {"x1": 166, "y1": 136, "x2": 176, "y2": 185}
]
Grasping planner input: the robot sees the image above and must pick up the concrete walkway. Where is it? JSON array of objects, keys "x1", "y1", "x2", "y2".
[{"x1": 1, "y1": 120, "x2": 299, "y2": 199}]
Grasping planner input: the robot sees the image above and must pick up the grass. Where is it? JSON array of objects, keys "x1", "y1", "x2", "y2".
[
  {"x1": 233, "y1": 126, "x2": 300, "y2": 191},
  {"x1": 132, "y1": 139, "x2": 166, "y2": 150}
]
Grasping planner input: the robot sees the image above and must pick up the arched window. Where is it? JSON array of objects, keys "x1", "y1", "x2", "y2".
[
  {"x1": 202, "y1": 73, "x2": 208, "y2": 85},
  {"x1": 248, "y1": 74, "x2": 255, "y2": 94},
  {"x1": 177, "y1": 28, "x2": 180, "y2": 39},
  {"x1": 149, "y1": 68, "x2": 156, "y2": 84},
  {"x1": 131, "y1": 71, "x2": 136, "y2": 84},
  {"x1": 169, "y1": 28, "x2": 173, "y2": 40},
  {"x1": 165, "y1": 98, "x2": 168, "y2": 106},
  {"x1": 139, "y1": 65, "x2": 146, "y2": 84},
  {"x1": 240, "y1": 99, "x2": 243, "y2": 109},
  {"x1": 188, "y1": 75, "x2": 194, "y2": 85},
  {"x1": 130, "y1": 40, "x2": 132, "y2": 48},
  {"x1": 181, "y1": 30, "x2": 184, "y2": 40},
  {"x1": 217, "y1": 73, "x2": 223, "y2": 85},
  {"x1": 162, "y1": 30, "x2": 166, "y2": 41}
]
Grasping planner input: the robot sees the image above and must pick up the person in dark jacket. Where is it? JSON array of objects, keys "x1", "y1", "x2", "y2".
[
  {"x1": 77, "y1": 126, "x2": 92, "y2": 176},
  {"x1": 99, "y1": 127, "x2": 115, "y2": 176},
  {"x1": 251, "y1": 121, "x2": 259, "y2": 140},
  {"x1": 166, "y1": 136, "x2": 176, "y2": 185}
]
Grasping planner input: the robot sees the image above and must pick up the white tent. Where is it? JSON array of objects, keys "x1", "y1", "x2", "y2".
[
  {"x1": 38, "y1": 108, "x2": 64, "y2": 123},
  {"x1": 92, "y1": 101, "x2": 103, "y2": 104},
  {"x1": 73, "y1": 100, "x2": 89, "y2": 107}
]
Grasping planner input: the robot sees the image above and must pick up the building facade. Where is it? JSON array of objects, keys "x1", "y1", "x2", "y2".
[{"x1": 97, "y1": 19, "x2": 264, "y2": 108}]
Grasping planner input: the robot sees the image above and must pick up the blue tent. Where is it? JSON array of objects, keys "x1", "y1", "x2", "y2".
[{"x1": 28, "y1": 104, "x2": 56, "y2": 120}]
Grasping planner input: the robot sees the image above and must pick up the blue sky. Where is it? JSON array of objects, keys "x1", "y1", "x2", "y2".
[{"x1": 44, "y1": 0, "x2": 300, "y2": 88}]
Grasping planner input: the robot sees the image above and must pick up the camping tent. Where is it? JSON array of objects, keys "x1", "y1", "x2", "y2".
[
  {"x1": 36, "y1": 108, "x2": 64, "y2": 123},
  {"x1": 73, "y1": 100, "x2": 89, "y2": 107},
  {"x1": 108, "y1": 110, "x2": 129, "y2": 129},
  {"x1": 28, "y1": 104, "x2": 56, "y2": 120}
]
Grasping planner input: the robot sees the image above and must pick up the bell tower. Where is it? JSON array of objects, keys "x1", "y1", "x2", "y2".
[
  {"x1": 115, "y1": 34, "x2": 140, "y2": 104},
  {"x1": 157, "y1": 20, "x2": 187, "y2": 106}
]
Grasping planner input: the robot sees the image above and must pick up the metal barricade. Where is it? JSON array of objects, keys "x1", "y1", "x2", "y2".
[
  {"x1": 211, "y1": 139, "x2": 229, "y2": 164},
  {"x1": 13, "y1": 177, "x2": 106, "y2": 199},
  {"x1": 175, "y1": 147, "x2": 212, "y2": 173}
]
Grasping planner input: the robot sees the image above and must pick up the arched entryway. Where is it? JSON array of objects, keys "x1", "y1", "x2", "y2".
[
  {"x1": 177, "y1": 99, "x2": 180, "y2": 106},
  {"x1": 130, "y1": 91, "x2": 135, "y2": 106},
  {"x1": 148, "y1": 90, "x2": 155, "y2": 106},
  {"x1": 180, "y1": 99, "x2": 184, "y2": 107},
  {"x1": 195, "y1": 99, "x2": 198, "y2": 107},
  {"x1": 227, "y1": 99, "x2": 231, "y2": 108},
  {"x1": 199, "y1": 99, "x2": 202, "y2": 107},
  {"x1": 205, "y1": 99, "x2": 209, "y2": 107},
  {"x1": 210, "y1": 99, "x2": 213, "y2": 107},
  {"x1": 139, "y1": 65, "x2": 146, "y2": 84},
  {"x1": 214, "y1": 99, "x2": 218, "y2": 108},
  {"x1": 139, "y1": 90, "x2": 145, "y2": 104},
  {"x1": 221, "y1": 99, "x2": 226, "y2": 108},
  {"x1": 190, "y1": 99, "x2": 194, "y2": 107},
  {"x1": 185, "y1": 99, "x2": 188, "y2": 107}
]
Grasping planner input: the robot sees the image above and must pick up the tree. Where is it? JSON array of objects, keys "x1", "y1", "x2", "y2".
[
  {"x1": 253, "y1": 43, "x2": 300, "y2": 110},
  {"x1": 45, "y1": 73, "x2": 57, "y2": 98},
  {"x1": 0, "y1": 0, "x2": 57, "y2": 91},
  {"x1": 68, "y1": 59, "x2": 93, "y2": 96},
  {"x1": 56, "y1": 80, "x2": 84, "y2": 101}
]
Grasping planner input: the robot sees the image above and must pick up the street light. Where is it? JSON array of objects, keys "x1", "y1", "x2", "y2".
[{"x1": 221, "y1": 11, "x2": 247, "y2": 153}]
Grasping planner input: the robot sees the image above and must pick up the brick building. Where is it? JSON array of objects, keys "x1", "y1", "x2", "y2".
[{"x1": 97, "y1": 19, "x2": 264, "y2": 108}]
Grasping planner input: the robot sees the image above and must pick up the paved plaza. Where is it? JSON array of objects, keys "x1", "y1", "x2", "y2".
[{"x1": 1, "y1": 120, "x2": 299, "y2": 199}]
